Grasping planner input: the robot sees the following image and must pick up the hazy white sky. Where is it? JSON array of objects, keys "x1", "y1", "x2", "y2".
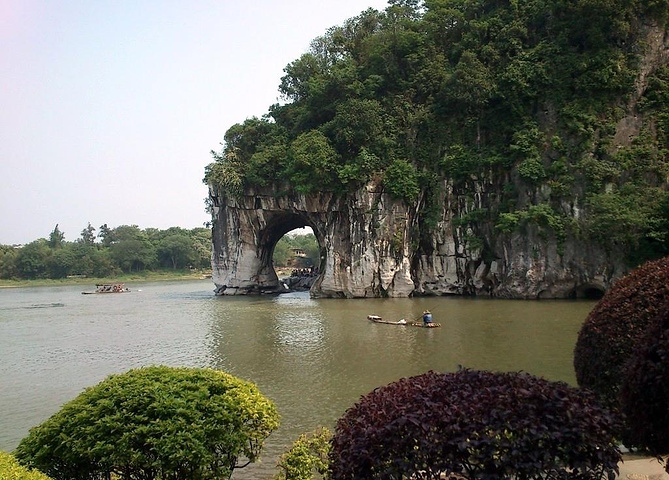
[{"x1": 0, "y1": 0, "x2": 389, "y2": 245}]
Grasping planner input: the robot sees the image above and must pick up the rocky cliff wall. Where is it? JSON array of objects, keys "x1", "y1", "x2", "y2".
[
  {"x1": 209, "y1": 179, "x2": 625, "y2": 298},
  {"x1": 412, "y1": 179, "x2": 626, "y2": 299}
]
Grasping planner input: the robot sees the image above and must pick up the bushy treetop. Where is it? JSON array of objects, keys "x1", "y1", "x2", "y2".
[
  {"x1": 330, "y1": 369, "x2": 621, "y2": 480},
  {"x1": 574, "y1": 255, "x2": 669, "y2": 408},
  {"x1": 15, "y1": 366, "x2": 280, "y2": 480}
]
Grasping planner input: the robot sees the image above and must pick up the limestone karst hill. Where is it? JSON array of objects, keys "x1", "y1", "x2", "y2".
[{"x1": 206, "y1": 1, "x2": 669, "y2": 298}]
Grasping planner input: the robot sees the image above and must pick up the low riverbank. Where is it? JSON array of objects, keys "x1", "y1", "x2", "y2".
[{"x1": 0, "y1": 270, "x2": 212, "y2": 288}]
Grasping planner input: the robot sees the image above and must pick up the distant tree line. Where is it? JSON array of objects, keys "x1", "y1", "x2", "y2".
[{"x1": 0, "y1": 223, "x2": 212, "y2": 280}]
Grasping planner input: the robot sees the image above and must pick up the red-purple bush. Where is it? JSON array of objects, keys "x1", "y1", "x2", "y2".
[
  {"x1": 620, "y1": 309, "x2": 669, "y2": 469},
  {"x1": 574, "y1": 256, "x2": 669, "y2": 408},
  {"x1": 329, "y1": 369, "x2": 621, "y2": 480}
]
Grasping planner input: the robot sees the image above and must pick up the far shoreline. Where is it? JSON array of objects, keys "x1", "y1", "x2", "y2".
[{"x1": 0, "y1": 270, "x2": 213, "y2": 289}]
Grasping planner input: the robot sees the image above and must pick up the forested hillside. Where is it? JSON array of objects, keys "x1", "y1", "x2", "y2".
[{"x1": 206, "y1": 0, "x2": 669, "y2": 266}]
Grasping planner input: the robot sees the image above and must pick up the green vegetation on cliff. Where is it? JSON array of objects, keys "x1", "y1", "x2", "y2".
[{"x1": 206, "y1": 0, "x2": 669, "y2": 265}]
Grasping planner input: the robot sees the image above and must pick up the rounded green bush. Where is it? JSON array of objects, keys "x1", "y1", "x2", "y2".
[
  {"x1": 330, "y1": 369, "x2": 621, "y2": 480},
  {"x1": 574, "y1": 256, "x2": 669, "y2": 409},
  {"x1": 15, "y1": 366, "x2": 280, "y2": 480},
  {"x1": 0, "y1": 452, "x2": 52, "y2": 480}
]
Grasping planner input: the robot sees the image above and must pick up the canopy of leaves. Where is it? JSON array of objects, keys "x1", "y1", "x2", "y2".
[
  {"x1": 0, "y1": 452, "x2": 52, "y2": 480},
  {"x1": 574, "y1": 255, "x2": 669, "y2": 409},
  {"x1": 15, "y1": 366, "x2": 280, "y2": 480},
  {"x1": 330, "y1": 369, "x2": 621, "y2": 480},
  {"x1": 205, "y1": 0, "x2": 669, "y2": 264}
]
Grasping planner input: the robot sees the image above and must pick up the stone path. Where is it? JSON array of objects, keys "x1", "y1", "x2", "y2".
[{"x1": 618, "y1": 456, "x2": 668, "y2": 479}]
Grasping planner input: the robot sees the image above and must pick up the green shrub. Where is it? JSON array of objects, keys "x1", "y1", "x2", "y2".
[
  {"x1": 275, "y1": 427, "x2": 331, "y2": 480},
  {"x1": 15, "y1": 366, "x2": 280, "y2": 480},
  {"x1": 0, "y1": 452, "x2": 52, "y2": 480},
  {"x1": 511, "y1": 124, "x2": 547, "y2": 183},
  {"x1": 286, "y1": 130, "x2": 339, "y2": 194},
  {"x1": 330, "y1": 369, "x2": 621, "y2": 479},
  {"x1": 574, "y1": 256, "x2": 669, "y2": 409},
  {"x1": 517, "y1": 157, "x2": 546, "y2": 183},
  {"x1": 495, "y1": 204, "x2": 569, "y2": 245},
  {"x1": 620, "y1": 309, "x2": 669, "y2": 470},
  {"x1": 383, "y1": 159, "x2": 420, "y2": 202},
  {"x1": 584, "y1": 187, "x2": 669, "y2": 261}
]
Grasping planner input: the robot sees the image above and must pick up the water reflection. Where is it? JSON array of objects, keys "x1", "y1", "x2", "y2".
[
  {"x1": 0, "y1": 282, "x2": 595, "y2": 480},
  {"x1": 201, "y1": 292, "x2": 594, "y2": 479}
]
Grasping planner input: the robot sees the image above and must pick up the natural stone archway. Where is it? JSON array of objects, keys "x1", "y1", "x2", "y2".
[{"x1": 209, "y1": 182, "x2": 416, "y2": 297}]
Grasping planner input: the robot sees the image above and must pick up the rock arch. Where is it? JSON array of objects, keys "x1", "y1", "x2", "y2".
[{"x1": 209, "y1": 183, "x2": 416, "y2": 297}]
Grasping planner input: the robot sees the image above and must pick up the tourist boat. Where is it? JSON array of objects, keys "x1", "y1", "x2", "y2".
[
  {"x1": 367, "y1": 314, "x2": 441, "y2": 328},
  {"x1": 82, "y1": 283, "x2": 130, "y2": 294}
]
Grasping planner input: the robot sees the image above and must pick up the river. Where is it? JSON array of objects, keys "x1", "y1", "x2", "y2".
[{"x1": 0, "y1": 280, "x2": 595, "y2": 479}]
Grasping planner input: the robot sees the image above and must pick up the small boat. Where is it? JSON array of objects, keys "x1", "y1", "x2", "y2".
[
  {"x1": 367, "y1": 315, "x2": 441, "y2": 328},
  {"x1": 82, "y1": 283, "x2": 130, "y2": 295}
]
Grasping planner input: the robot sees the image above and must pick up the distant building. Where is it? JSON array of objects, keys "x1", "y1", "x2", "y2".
[{"x1": 288, "y1": 248, "x2": 311, "y2": 268}]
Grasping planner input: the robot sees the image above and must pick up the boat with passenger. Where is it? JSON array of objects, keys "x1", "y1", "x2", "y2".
[
  {"x1": 367, "y1": 314, "x2": 441, "y2": 328},
  {"x1": 82, "y1": 283, "x2": 130, "y2": 294}
]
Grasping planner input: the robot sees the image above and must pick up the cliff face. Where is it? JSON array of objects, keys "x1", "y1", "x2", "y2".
[
  {"x1": 412, "y1": 179, "x2": 626, "y2": 299},
  {"x1": 210, "y1": 179, "x2": 625, "y2": 298}
]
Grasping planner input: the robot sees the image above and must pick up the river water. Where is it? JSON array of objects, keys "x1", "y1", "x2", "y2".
[{"x1": 0, "y1": 280, "x2": 595, "y2": 479}]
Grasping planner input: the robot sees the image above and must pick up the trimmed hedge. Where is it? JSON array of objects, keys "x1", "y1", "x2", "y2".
[
  {"x1": 620, "y1": 309, "x2": 669, "y2": 467},
  {"x1": 574, "y1": 256, "x2": 669, "y2": 408},
  {"x1": 15, "y1": 366, "x2": 279, "y2": 480},
  {"x1": 0, "y1": 452, "x2": 52, "y2": 480},
  {"x1": 329, "y1": 369, "x2": 621, "y2": 480}
]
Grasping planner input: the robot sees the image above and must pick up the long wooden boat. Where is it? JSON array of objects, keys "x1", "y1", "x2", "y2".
[
  {"x1": 82, "y1": 283, "x2": 130, "y2": 295},
  {"x1": 367, "y1": 315, "x2": 441, "y2": 328}
]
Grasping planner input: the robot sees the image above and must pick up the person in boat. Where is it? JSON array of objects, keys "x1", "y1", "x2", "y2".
[{"x1": 422, "y1": 310, "x2": 433, "y2": 326}]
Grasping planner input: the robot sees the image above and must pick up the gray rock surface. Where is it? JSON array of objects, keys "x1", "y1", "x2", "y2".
[{"x1": 209, "y1": 180, "x2": 624, "y2": 298}]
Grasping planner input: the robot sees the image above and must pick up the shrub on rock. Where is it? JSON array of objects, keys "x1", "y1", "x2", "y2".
[
  {"x1": 0, "y1": 452, "x2": 52, "y2": 480},
  {"x1": 329, "y1": 369, "x2": 621, "y2": 480},
  {"x1": 15, "y1": 366, "x2": 279, "y2": 480},
  {"x1": 620, "y1": 309, "x2": 669, "y2": 468},
  {"x1": 574, "y1": 256, "x2": 669, "y2": 408}
]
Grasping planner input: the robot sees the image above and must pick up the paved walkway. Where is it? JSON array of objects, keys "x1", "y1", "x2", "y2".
[{"x1": 618, "y1": 455, "x2": 668, "y2": 479}]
